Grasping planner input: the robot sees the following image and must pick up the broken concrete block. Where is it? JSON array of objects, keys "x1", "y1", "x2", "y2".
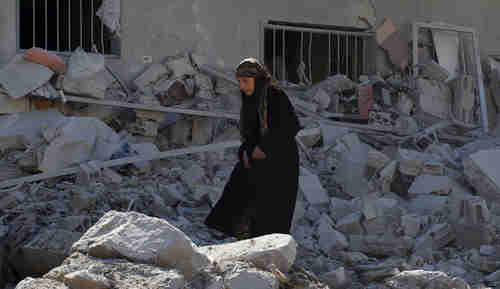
[
  {"x1": 299, "y1": 175, "x2": 329, "y2": 206},
  {"x1": 367, "y1": 149, "x2": 391, "y2": 170},
  {"x1": 362, "y1": 194, "x2": 398, "y2": 220},
  {"x1": 463, "y1": 150, "x2": 500, "y2": 204},
  {"x1": 385, "y1": 270, "x2": 471, "y2": 289},
  {"x1": 181, "y1": 164, "x2": 206, "y2": 188},
  {"x1": 361, "y1": 267, "x2": 400, "y2": 283},
  {"x1": 340, "y1": 251, "x2": 369, "y2": 266},
  {"x1": 408, "y1": 175, "x2": 453, "y2": 197},
  {"x1": 401, "y1": 214, "x2": 423, "y2": 238},
  {"x1": 223, "y1": 263, "x2": 279, "y2": 289},
  {"x1": 0, "y1": 55, "x2": 54, "y2": 99},
  {"x1": 398, "y1": 149, "x2": 445, "y2": 176},
  {"x1": 129, "y1": 143, "x2": 160, "y2": 173},
  {"x1": 63, "y1": 66, "x2": 114, "y2": 99},
  {"x1": 321, "y1": 267, "x2": 351, "y2": 289},
  {"x1": 40, "y1": 117, "x2": 121, "y2": 172},
  {"x1": 167, "y1": 119, "x2": 192, "y2": 146},
  {"x1": 291, "y1": 200, "x2": 307, "y2": 231},
  {"x1": 15, "y1": 278, "x2": 69, "y2": 289},
  {"x1": 420, "y1": 60, "x2": 450, "y2": 83},
  {"x1": 134, "y1": 64, "x2": 169, "y2": 91},
  {"x1": 127, "y1": 118, "x2": 159, "y2": 137},
  {"x1": 407, "y1": 195, "x2": 448, "y2": 216},
  {"x1": 10, "y1": 229, "x2": 81, "y2": 278},
  {"x1": 453, "y1": 197, "x2": 493, "y2": 249},
  {"x1": 63, "y1": 270, "x2": 112, "y2": 289},
  {"x1": 378, "y1": 160, "x2": 398, "y2": 192},
  {"x1": 414, "y1": 223, "x2": 456, "y2": 256},
  {"x1": 376, "y1": 18, "x2": 408, "y2": 71},
  {"x1": 71, "y1": 211, "x2": 211, "y2": 279},
  {"x1": 319, "y1": 123, "x2": 349, "y2": 146},
  {"x1": 317, "y1": 214, "x2": 349, "y2": 254},
  {"x1": 0, "y1": 92, "x2": 29, "y2": 114},
  {"x1": 166, "y1": 55, "x2": 196, "y2": 78},
  {"x1": 417, "y1": 78, "x2": 452, "y2": 119},
  {"x1": 192, "y1": 117, "x2": 214, "y2": 145},
  {"x1": 335, "y1": 133, "x2": 370, "y2": 197},
  {"x1": 329, "y1": 197, "x2": 359, "y2": 222},
  {"x1": 336, "y1": 212, "x2": 363, "y2": 235},
  {"x1": 199, "y1": 234, "x2": 296, "y2": 273},
  {"x1": 72, "y1": 187, "x2": 98, "y2": 212},
  {"x1": 313, "y1": 88, "x2": 331, "y2": 111},
  {"x1": 135, "y1": 109, "x2": 166, "y2": 122},
  {"x1": 349, "y1": 235, "x2": 413, "y2": 257}
]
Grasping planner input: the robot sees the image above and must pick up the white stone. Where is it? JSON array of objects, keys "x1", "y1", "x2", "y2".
[
  {"x1": 317, "y1": 214, "x2": 349, "y2": 254},
  {"x1": 408, "y1": 175, "x2": 453, "y2": 197},
  {"x1": 71, "y1": 211, "x2": 211, "y2": 280},
  {"x1": 199, "y1": 234, "x2": 296, "y2": 273},
  {"x1": 299, "y1": 175, "x2": 329, "y2": 206},
  {"x1": 224, "y1": 264, "x2": 279, "y2": 289},
  {"x1": 15, "y1": 278, "x2": 69, "y2": 289}
]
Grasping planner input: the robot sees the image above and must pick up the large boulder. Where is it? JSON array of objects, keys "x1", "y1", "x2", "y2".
[
  {"x1": 199, "y1": 234, "x2": 297, "y2": 273},
  {"x1": 71, "y1": 211, "x2": 211, "y2": 279}
]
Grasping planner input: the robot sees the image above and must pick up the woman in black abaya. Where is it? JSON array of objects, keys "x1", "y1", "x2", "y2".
[{"x1": 204, "y1": 58, "x2": 301, "y2": 239}]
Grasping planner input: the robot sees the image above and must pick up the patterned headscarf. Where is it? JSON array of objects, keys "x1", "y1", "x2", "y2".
[{"x1": 235, "y1": 58, "x2": 272, "y2": 137}]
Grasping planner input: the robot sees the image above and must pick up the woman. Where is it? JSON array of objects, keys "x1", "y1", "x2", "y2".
[{"x1": 205, "y1": 58, "x2": 301, "y2": 239}]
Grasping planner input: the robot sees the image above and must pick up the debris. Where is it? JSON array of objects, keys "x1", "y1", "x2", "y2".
[
  {"x1": 317, "y1": 214, "x2": 349, "y2": 254},
  {"x1": 299, "y1": 175, "x2": 329, "y2": 206},
  {"x1": 96, "y1": 0, "x2": 121, "y2": 35},
  {"x1": 463, "y1": 149, "x2": 500, "y2": 203},
  {"x1": 23, "y1": 48, "x2": 67, "y2": 74},
  {"x1": 408, "y1": 175, "x2": 454, "y2": 197},
  {"x1": 376, "y1": 18, "x2": 409, "y2": 71},
  {"x1": 134, "y1": 64, "x2": 169, "y2": 91}
]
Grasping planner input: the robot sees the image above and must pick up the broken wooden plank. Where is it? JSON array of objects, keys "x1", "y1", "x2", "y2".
[{"x1": 63, "y1": 94, "x2": 240, "y2": 120}]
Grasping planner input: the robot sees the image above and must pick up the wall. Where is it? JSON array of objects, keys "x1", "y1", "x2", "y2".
[{"x1": 0, "y1": 0, "x2": 499, "y2": 76}]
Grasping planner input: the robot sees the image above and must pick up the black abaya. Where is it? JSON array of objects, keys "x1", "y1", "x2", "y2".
[{"x1": 204, "y1": 85, "x2": 300, "y2": 238}]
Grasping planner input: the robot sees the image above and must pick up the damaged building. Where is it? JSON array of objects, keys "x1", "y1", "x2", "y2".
[{"x1": 1, "y1": 0, "x2": 500, "y2": 289}]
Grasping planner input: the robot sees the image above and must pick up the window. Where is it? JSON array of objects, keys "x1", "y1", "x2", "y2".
[
  {"x1": 18, "y1": 0, "x2": 120, "y2": 55},
  {"x1": 262, "y1": 21, "x2": 375, "y2": 85}
]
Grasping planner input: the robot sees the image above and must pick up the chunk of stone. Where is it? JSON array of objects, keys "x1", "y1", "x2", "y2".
[
  {"x1": 386, "y1": 270, "x2": 471, "y2": 289},
  {"x1": 319, "y1": 124, "x2": 349, "y2": 146},
  {"x1": 329, "y1": 197, "x2": 359, "y2": 222},
  {"x1": 181, "y1": 164, "x2": 206, "y2": 187},
  {"x1": 362, "y1": 194, "x2": 398, "y2": 220},
  {"x1": 367, "y1": 149, "x2": 391, "y2": 170},
  {"x1": 167, "y1": 119, "x2": 192, "y2": 146},
  {"x1": 129, "y1": 143, "x2": 160, "y2": 173},
  {"x1": 414, "y1": 223, "x2": 456, "y2": 256},
  {"x1": 71, "y1": 187, "x2": 98, "y2": 212},
  {"x1": 321, "y1": 267, "x2": 351, "y2": 289},
  {"x1": 340, "y1": 251, "x2": 370, "y2": 266},
  {"x1": 406, "y1": 195, "x2": 448, "y2": 216},
  {"x1": 401, "y1": 214, "x2": 423, "y2": 238},
  {"x1": 408, "y1": 175, "x2": 453, "y2": 197},
  {"x1": 336, "y1": 212, "x2": 363, "y2": 235},
  {"x1": 15, "y1": 278, "x2": 69, "y2": 289},
  {"x1": 349, "y1": 235, "x2": 413, "y2": 257},
  {"x1": 317, "y1": 214, "x2": 349, "y2": 254},
  {"x1": 299, "y1": 175, "x2": 329, "y2": 206},
  {"x1": 10, "y1": 229, "x2": 81, "y2": 278},
  {"x1": 463, "y1": 150, "x2": 500, "y2": 204},
  {"x1": 192, "y1": 117, "x2": 214, "y2": 145},
  {"x1": 453, "y1": 197, "x2": 493, "y2": 249},
  {"x1": 335, "y1": 134, "x2": 370, "y2": 197},
  {"x1": 398, "y1": 149, "x2": 445, "y2": 176},
  {"x1": 199, "y1": 234, "x2": 296, "y2": 273},
  {"x1": 63, "y1": 270, "x2": 112, "y2": 289},
  {"x1": 71, "y1": 211, "x2": 211, "y2": 279},
  {"x1": 46, "y1": 252, "x2": 186, "y2": 289},
  {"x1": 166, "y1": 55, "x2": 196, "y2": 78},
  {"x1": 313, "y1": 88, "x2": 331, "y2": 111},
  {"x1": 223, "y1": 263, "x2": 279, "y2": 289},
  {"x1": 361, "y1": 267, "x2": 400, "y2": 283},
  {"x1": 379, "y1": 161, "x2": 398, "y2": 192},
  {"x1": 134, "y1": 64, "x2": 169, "y2": 91},
  {"x1": 417, "y1": 78, "x2": 452, "y2": 119}
]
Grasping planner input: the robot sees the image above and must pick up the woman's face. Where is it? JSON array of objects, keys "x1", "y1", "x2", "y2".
[{"x1": 237, "y1": 76, "x2": 255, "y2": 96}]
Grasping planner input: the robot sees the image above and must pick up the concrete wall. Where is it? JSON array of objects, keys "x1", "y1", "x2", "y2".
[{"x1": 1, "y1": 0, "x2": 499, "y2": 76}]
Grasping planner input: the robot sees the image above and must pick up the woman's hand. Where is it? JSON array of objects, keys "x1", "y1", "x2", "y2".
[
  {"x1": 243, "y1": 150, "x2": 251, "y2": 168},
  {"x1": 252, "y1": 146, "x2": 266, "y2": 160}
]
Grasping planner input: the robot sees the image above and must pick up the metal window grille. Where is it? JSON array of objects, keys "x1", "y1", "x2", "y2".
[
  {"x1": 262, "y1": 23, "x2": 375, "y2": 84},
  {"x1": 18, "y1": 0, "x2": 119, "y2": 55}
]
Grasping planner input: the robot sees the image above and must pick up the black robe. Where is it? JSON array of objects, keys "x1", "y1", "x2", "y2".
[{"x1": 204, "y1": 85, "x2": 301, "y2": 238}]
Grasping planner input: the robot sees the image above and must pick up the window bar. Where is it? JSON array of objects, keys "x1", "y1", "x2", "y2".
[
  {"x1": 346, "y1": 35, "x2": 349, "y2": 78},
  {"x1": 273, "y1": 28, "x2": 276, "y2": 78},
  {"x1": 337, "y1": 34, "x2": 340, "y2": 74},
  {"x1": 300, "y1": 31, "x2": 303, "y2": 64},
  {"x1": 45, "y1": 0, "x2": 48, "y2": 49},
  {"x1": 328, "y1": 33, "x2": 331, "y2": 76},
  {"x1": 68, "y1": 0, "x2": 71, "y2": 51},
  {"x1": 57, "y1": 0, "x2": 60, "y2": 52},
  {"x1": 309, "y1": 32, "x2": 312, "y2": 82},
  {"x1": 80, "y1": 0, "x2": 83, "y2": 49},
  {"x1": 282, "y1": 29, "x2": 286, "y2": 82},
  {"x1": 91, "y1": 0, "x2": 94, "y2": 49},
  {"x1": 33, "y1": 0, "x2": 35, "y2": 47},
  {"x1": 354, "y1": 36, "x2": 358, "y2": 81}
]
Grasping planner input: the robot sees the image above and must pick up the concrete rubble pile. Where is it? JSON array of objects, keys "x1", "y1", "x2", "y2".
[{"x1": 2, "y1": 19, "x2": 500, "y2": 289}]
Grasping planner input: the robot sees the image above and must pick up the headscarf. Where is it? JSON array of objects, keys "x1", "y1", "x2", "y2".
[{"x1": 235, "y1": 58, "x2": 273, "y2": 137}]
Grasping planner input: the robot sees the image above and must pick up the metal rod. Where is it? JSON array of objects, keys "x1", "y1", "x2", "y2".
[
  {"x1": 33, "y1": 0, "x2": 35, "y2": 47},
  {"x1": 328, "y1": 33, "x2": 331, "y2": 76},
  {"x1": 282, "y1": 29, "x2": 286, "y2": 82},
  {"x1": 57, "y1": 0, "x2": 60, "y2": 52},
  {"x1": 309, "y1": 32, "x2": 312, "y2": 82},
  {"x1": 45, "y1": 0, "x2": 47, "y2": 49},
  {"x1": 263, "y1": 23, "x2": 373, "y2": 37},
  {"x1": 273, "y1": 28, "x2": 276, "y2": 78}
]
